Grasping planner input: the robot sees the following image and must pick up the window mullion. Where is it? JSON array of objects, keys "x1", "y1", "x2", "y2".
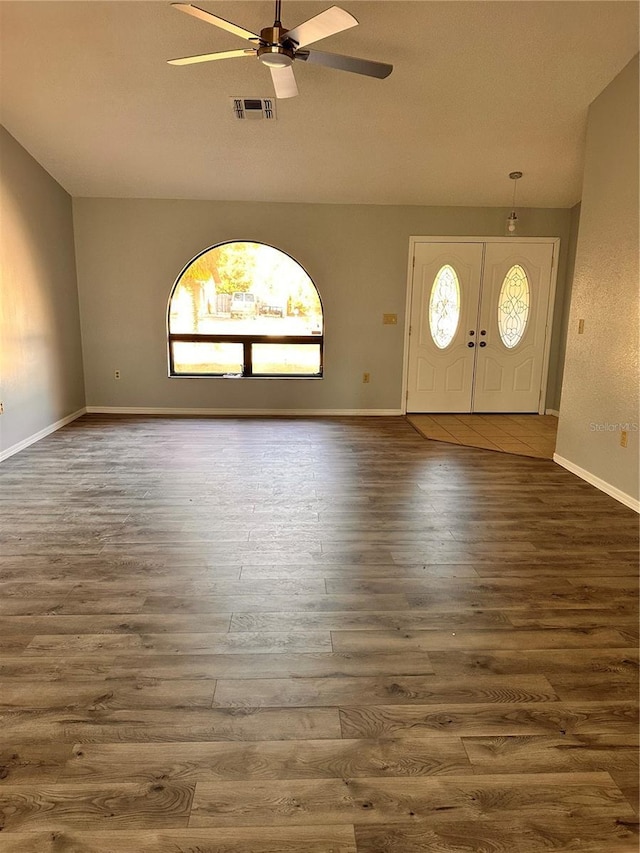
[{"x1": 243, "y1": 341, "x2": 253, "y2": 377}]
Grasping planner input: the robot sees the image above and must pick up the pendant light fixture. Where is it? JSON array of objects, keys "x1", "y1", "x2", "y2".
[{"x1": 507, "y1": 171, "x2": 523, "y2": 235}]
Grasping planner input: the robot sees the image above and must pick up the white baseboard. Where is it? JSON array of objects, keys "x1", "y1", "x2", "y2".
[
  {"x1": 0, "y1": 407, "x2": 87, "y2": 463},
  {"x1": 85, "y1": 407, "x2": 403, "y2": 417},
  {"x1": 545, "y1": 409, "x2": 560, "y2": 417},
  {"x1": 553, "y1": 453, "x2": 639, "y2": 513}
]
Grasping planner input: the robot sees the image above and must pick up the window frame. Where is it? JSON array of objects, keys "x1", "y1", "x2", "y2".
[{"x1": 167, "y1": 241, "x2": 324, "y2": 379}]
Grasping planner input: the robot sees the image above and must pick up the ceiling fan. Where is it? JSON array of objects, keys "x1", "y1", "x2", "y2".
[{"x1": 168, "y1": 0, "x2": 393, "y2": 99}]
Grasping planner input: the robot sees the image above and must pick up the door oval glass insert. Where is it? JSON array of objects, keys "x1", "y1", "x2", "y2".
[
  {"x1": 429, "y1": 265, "x2": 461, "y2": 349},
  {"x1": 498, "y1": 264, "x2": 530, "y2": 348}
]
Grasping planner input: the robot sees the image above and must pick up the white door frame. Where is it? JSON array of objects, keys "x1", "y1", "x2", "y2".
[{"x1": 401, "y1": 236, "x2": 561, "y2": 416}]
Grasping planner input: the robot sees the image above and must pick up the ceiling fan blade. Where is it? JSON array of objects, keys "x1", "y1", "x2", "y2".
[
  {"x1": 269, "y1": 64, "x2": 298, "y2": 99},
  {"x1": 171, "y1": 3, "x2": 259, "y2": 43},
  {"x1": 284, "y1": 6, "x2": 358, "y2": 48},
  {"x1": 295, "y1": 49, "x2": 392, "y2": 79},
  {"x1": 168, "y1": 48, "x2": 256, "y2": 66}
]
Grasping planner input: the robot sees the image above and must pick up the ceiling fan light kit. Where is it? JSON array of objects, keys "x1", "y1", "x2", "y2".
[{"x1": 168, "y1": 0, "x2": 393, "y2": 99}]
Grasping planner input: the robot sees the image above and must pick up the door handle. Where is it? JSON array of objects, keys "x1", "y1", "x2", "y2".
[
  {"x1": 480, "y1": 330, "x2": 487, "y2": 336},
  {"x1": 468, "y1": 330, "x2": 475, "y2": 336},
  {"x1": 467, "y1": 341, "x2": 475, "y2": 348},
  {"x1": 479, "y1": 341, "x2": 487, "y2": 347}
]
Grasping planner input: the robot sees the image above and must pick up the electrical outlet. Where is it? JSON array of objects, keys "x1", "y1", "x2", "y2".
[
  {"x1": 363, "y1": 372, "x2": 371, "y2": 384},
  {"x1": 620, "y1": 430, "x2": 628, "y2": 448},
  {"x1": 578, "y1": 319, "x2": 585, "y2": 334},
  {"x1": 114, "y1": 370, "x2": 121, "y2": 380},
  {"x1": 0, "y1": 402, "x2": 3, "y2": 414}
]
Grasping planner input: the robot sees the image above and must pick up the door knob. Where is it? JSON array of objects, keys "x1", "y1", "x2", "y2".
[
  {"x1": 480, "y1": 330, "x2": 487, "y2": 336},
  {"x1": 467, "y1": 341, "x2": 475, "y2": 348},
  {"x1": 469, "y1": 330, "x2": 475, "y2": 336},
  {"x1": 479, "y1": 341, "x2": 487, "y2": 347}
]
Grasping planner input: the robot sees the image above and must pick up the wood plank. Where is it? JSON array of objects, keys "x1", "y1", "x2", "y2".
[
  {"x1": 240, "y1": 564, "x2": 482, "y2": 578},
  {"x1": 325, "y1": 577, "x2": 576, "y2": 595},
  {"x1": 140, "y1": 594, "x2": 418, "y2": 613},
  {"x1": 23, "y1": 631, "x2": 332, "y2": 656},
  {"x1": 506, "y1": 608, "x2": 639, "y2": 630},
  {"x1": 230, "y1": 610, "x2": 512, "y2": 632},
  {"x1": 462, "y1": 733, "x2": 639, "y2": 773},
  {"x1": 331, "y1": 627, "x2": 629, "y2": 652},
  {"x1": 0, "y1": 614, "x2": 233, "y2": 635},
  {"x1": 0, "y1": 577, "x2": 258, "y2": 597},
  {"x1": 401, "y1": 588, "x2": 634, "y2": 610},
  {"x1": 473, "y1": 563, "x2": 640, "y2": 577},
  {"x1": 339, "y1": 701, "x2": 639, "y2": 738},
  {"x1": 0, "y1": 634, "x2": 33, "y2": 653},
  {"x1": 548, "y1": 673, "x2": 639, "y2": 702},
  {"x1": 568, "y1": 576, "x2": 640, "y2": 590},
  {"x1": 0, "y1": 708, "x2": 342, "y2": 743},
  {"x1": 0, "y1": 595, "x2": 147, "y2": 616},
  {"x1": 0, "y1": 652, "x2": 437, "y2": 681},
  {"x1": 189, "y1": 772, "x2": 633, "y2": 827},
  {"x1": 0, "y1": 826, "x2": 358, "y2": 852},
  {"x1": 0, "y1": 745, "x2": 73, "y2": 783},
  {"x1": 65, "y1": 578, "x2": 329, "y2": 596},
  {"x1": 427, "y1": 648, "x2": 639, "y2": 678},
  {"x1": 0, "y1": 598, "x2": 83, "y2": 617},
  {"x1": 0, "y1": 680, "x2": 216, "y2": 710},
  {"x1": 0, "y1": 782, "x2": 194, "y2": 831},
  {"x1": 354, "y1": 816, "x2": 639, "y2": 852},
  {"x1": 611, "y1": 770, "x2": 640, "y2": 813},
  {"x1": 213, "y1": 675, "x2": 558, "y2": 708},
  {"x1": 58, "y1": 737, "x2": 470, "y2": 783}
]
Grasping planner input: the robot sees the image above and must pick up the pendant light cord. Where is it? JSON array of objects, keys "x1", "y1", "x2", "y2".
[{"x1": 509, "y1": 171, "x2": 522, "y2": 211}]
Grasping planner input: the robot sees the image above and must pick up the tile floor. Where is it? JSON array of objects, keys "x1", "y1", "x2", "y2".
[{"x1": 406, "y1": 413, "x2": 558, "y2": 459}]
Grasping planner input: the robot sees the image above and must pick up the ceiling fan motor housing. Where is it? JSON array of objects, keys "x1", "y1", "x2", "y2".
[{"x1": 257, "y1": 26, "x2": 295, "y2": 67}]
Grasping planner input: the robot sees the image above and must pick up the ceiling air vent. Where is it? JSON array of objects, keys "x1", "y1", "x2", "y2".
[{"x1": 231, "y1": 97, "x2": 277, "y2": 120}]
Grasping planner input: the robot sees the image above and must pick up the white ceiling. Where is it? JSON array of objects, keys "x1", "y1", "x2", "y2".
[{"x1": 1, "y1": 1, "x2": 638, "y2": 206}]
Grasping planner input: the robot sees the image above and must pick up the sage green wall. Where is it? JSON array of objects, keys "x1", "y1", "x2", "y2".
[
  {"x1": 556, "y1": 55, "x2": 639, "y2": 504},
  {"x1": 0, "y1": 126, "x2": 85, "y2": 456},
  {"x1": 73, "y1": 198, "x2": 573, "y2": 412}
]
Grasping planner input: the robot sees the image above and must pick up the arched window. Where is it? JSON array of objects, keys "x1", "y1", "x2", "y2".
[{"x1": 168, "y1": 241, "x2": 323, "y2": 378}]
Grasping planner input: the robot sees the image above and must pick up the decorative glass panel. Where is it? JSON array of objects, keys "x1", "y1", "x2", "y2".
[
  {"x1": 429, "y1": 265, "x2": 461, "y2": 349},
  {"x1": 498, "y1": 264, "x2": 530, "y2": 348}
]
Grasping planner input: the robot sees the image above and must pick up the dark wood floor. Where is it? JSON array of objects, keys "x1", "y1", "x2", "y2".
[{"x1": 0, "y1": 414, "x2": 638, "y2": 853}]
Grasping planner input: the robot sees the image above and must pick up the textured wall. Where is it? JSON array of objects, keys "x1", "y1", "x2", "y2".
[
  {"x1": 73, "y1": 199, "x2": 572, "y2": 412},
  {"x1": 0, "y1": 126, "x2": 85, "y2": 455},
  {"x1": 556, "y1": 55, "x2": 639, "y2": 503}
]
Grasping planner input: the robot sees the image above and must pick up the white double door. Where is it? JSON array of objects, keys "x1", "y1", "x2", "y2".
[{"x1": 406, "y1": 240, "x2": 555, "y2": 413}]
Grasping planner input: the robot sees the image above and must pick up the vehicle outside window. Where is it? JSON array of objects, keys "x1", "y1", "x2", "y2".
[
  {"x1": 259, "y1": 301, "x2": 285, "y2": 318},
  {"x1": 230, "y1": 292, "x2": 258, "y2": 318}
]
